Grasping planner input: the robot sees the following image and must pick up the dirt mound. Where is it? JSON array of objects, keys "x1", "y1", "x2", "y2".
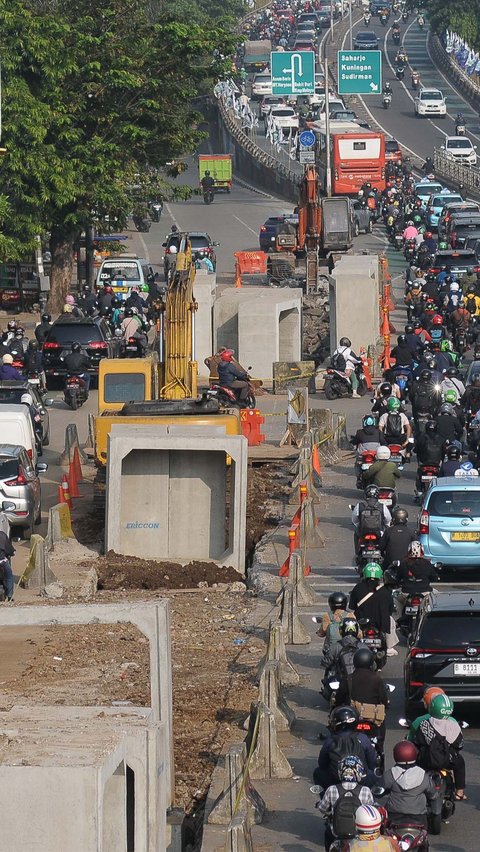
[{"x1": 96, "y1": 553, "x2": 244, "y2": 590}]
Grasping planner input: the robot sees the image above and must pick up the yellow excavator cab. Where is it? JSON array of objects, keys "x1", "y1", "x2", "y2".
[{"x1": 97, "y1": 355, "x2": 160, "y2": 413}]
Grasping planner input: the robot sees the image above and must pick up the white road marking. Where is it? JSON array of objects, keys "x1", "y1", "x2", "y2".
[
  {"x1": 164, "y1": 203, "x2": 180, "y2": 228},
  {"x1": 137, "y1": 233, "x2": 150, "y2": 262},
  {"x1": 232, "y1": 214, "x2": 260, "y2": 235}
]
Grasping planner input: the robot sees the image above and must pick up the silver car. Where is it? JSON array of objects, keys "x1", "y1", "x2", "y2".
[{"x1": 0, "y1": 445, "x2": 47, "y2": 539}]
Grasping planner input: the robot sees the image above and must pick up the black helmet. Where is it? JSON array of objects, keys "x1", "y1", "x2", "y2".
[
  {"x1": 7, "y1": 320, "x2": 17, "y2": 331},
  {"x1": 339, "y1": 337, "x2": 351, "y2": 347},
  {"x1": 425, "y1": 358, "x2": 436, "y2": 370},
  {"x1": 397, "y1": 334, "x2": 407, "y2": 345},
  {"x1": 444, "y1": 274, "x2": 453, "y2": 284},
  {"x1": 364, "y1": 484, "x2": 379, "y2": 499},
  {"x1": 446, "y1": 366, "x2": 458, "y2": 378},
  {"x1": 425, "y1": 420, "x2": 437, "y2": 434},
  {"x1": 83, "y1": 285, "x2": 91, "y2": 294},
  {"x1": 205, "y1": 170, "x2": 211, "y2": 176},
  {"x1": 171, "y1": 224, "x2": 179, "y2": 233},
  {"x1": 467, "y1": 285, "x2": 476, "y2": 294},
  {"x1": 41, "y1": 313, "x2": 51, "y2": 323},
  {"x1": 413, "y1": 320, "x2": 422, "y2": 329},
  {"x1": 392, "y1": 506, "x2": 408, "y2": 525},
  {"x1": 125, "y1": 307, "x2": 134, "y2": 317},
  {"x1": 340, "y1": 617, "x2": 359, "y2": 638},
  {"x1": 447, "y1": 444, "x2": 461, "y2": 460},
  {"x1": 330, "y1": 705, "x2": 359, "y2": 732},
  {"x1": 419, "y1": 369, "x2": 431, "y2": 382},
  {"x1": 328, "y1": 591, "x2": 348, "y2": 612},
  {"x1": 404, "y1": 324, "x2": 414, "y2": 335},
  {"x1": 353, "y1": 647, "x2": 375, "y2": 670},
  {"x1": 28, "y1": 339, "x2": 39, "y2": 351},
  {"x1": 71, "y1": 342, "x2": 81, "y2": 353},
  {"x1": 379, "y1": 381, "x2": 392, "y2": 397},
  {"x1": 425, "y1": 273, "x2": 436, "y2": 283}
]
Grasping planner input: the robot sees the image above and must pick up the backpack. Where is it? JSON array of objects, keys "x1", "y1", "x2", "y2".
[
  {"x1": 415, "y1": 722, "x2": 452, "y2": 771},
  {"x1": 332, "y1": 785, "x2": 363, "y2": 839},
  {"x1": 325, "y1": 612, "x2": 348, "y2": 648},
  {"x1": 328, "y1": 734, "x2": 366, "y2": 782},
  {"x1": 430, "y1": 327, "x2": 443, "y2": 343},
  {"x1": 331, "y1": 349, "x2": 347, "y2": 372},
  {"x1": 384, "y1": 412, "x2": 403, "y2": 440},
  {"x1": 358, "y1": 501, "x2": 383, "y2": 536},
  {"x1": 414, "y1": 386, "x2": 434, "y2": 412},
  {"x1": 338, "y1": 642, "x2": 358, "y2": 679},
  {"x1": 465, "y1": 294, "x2": 477, "y2": 315}
]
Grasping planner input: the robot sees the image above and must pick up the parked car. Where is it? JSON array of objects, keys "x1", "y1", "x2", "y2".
[
  {"x1": 414, "y1": 88, "x2": 446, "y2": 117},
  {"x1": 0, "y1": 444, "x2": 47, "y2": 539},
  {"x1": 443, "y1": 135, "x2": 478, "y2": 166},
  {"x1": 42, "y1": 318, "x2": 117, "y2": 382},
  {"x1": 385, "y1": 138, "x2": 403, "y2": 163},
  {"x1": 353, "y1": 31, "x2": 379, "y2": 49},
  {"x1": 418, "y1": 474, "x2": 480, "y2": 569},
  {"x1": 429, "y1": 249, "x2": 480, "y2": 277},
  {"x1": 404, "y1": 591, "x2": 480, "y2": 718},
  {"x1": 352, "y1": 200, "x2": 373, "y2": 235},
  {"x1": 426, "y1": 192, "x2": 463, "y2": 230},
  {"x1": 0, "y1": 382, "x2": 53, "y2": 446},
  {"x1": 188, "y1": 232, "x2": 219, "y2": 268}
]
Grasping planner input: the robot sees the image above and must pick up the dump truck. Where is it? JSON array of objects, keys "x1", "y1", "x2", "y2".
[
  {"x1": 243, "y1": 39, "x2": 271, "y2": 71},
  {"x1": 198, "y1": 155, "x2": 233, "y2": 193}
]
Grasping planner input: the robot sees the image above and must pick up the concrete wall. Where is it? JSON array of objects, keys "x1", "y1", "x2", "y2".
[
  {"x1": 329, "y1": 254, "x2": 380, "y2": 355},
  {"x1": 214, "y1": 287, "x2": 302, "y2": 386},
  {"x1": 106, "y1": 426, "x2": 248, "y2": 571},
  {"x1": 194, "y1": 269, "x2": 216, "y2": 383}
]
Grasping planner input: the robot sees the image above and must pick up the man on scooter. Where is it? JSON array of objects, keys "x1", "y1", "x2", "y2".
[
  {"x1": 380, "y1": 741, "x2": 436, "y2": 829},
  {"x1": 217, "y1": 350, "x2": 249, "y2": 404}
]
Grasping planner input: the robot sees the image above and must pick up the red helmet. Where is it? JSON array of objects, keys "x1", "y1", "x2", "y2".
[
  {"x1": 425, "y1": 231, "x2": 433, "y2": 238},
  {"x1": 393, "y1": 741, "x2": 418, "y2": 765},
  {"x1": 423, "y1": 686, "x2": 445, "y2": 709},
  {"x1": 432, "y1": 314, "x2": 443, "y2": 326},
  {"x1": 104, "y1": 285, "x2": 113, "y2": 294},
  {"x1": 220, "y1": 351, "x2": 233, "y2": 362}
]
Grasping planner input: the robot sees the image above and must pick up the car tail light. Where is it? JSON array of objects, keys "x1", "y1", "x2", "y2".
[
  {"x1": 4, "y1": 470, "x2": 26, "y2": 486},
  {"x1": 89, "y1": 341, "x2": 107, "y2": 349},
  {"x1": 43, "y1": 342, "x2": 60, "y2": 349},
  {"x1": 27, "y1": 449, "x2": 33, "y2": 459},
  {"x1": 260, "y1": 226, "x2": 267, "y2": 232},
  {"x1": 430, "y1": 267, "x2": 440, "y2": 274},
  {"x1": 410, "y1": 680, "x2": 425, "y2": 687},
  {"x1": 357, "y1": 721, "x2": 373, "y2": 731},
  {"x1": 474, "y1": 266, "x2": 480, "y2": 273},
  {"x1": 364, "y1": 534, "x2": 378, "y2": 541},
  {"x1": 410, "y1": 596, "x2": 422, "y2": 607},
  {"x1": 419, "y1": 510, "x2": 429, "y2": 534},
  {"x1": 366, "y1": 629, "x2": 377, "y2": 637}
]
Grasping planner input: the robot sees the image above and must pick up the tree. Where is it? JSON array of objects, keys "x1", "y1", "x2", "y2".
[
  {"x1": 0, "y1": 0, "x2": 236, "y2": 310},
  {"x1": 420, "y1": 0, "x2": 480, "y2": 48}
]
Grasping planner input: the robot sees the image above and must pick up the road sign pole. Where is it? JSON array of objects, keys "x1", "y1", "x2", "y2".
[
  {"x1": 349, "y1": 0, "x2": 353, "y2": 50},
  {"x1": 324, "y1": 56, "x2": 332, "y2": 198}
]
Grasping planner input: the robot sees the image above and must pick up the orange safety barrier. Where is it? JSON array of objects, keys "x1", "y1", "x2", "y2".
[
  {"x1": 380, "y1": 281, "x2": 392, "y2": 371},
  {"x1": 291, "y1": 482, "x2": 308, "y2": 526},
  {"x1": 312, "y1": 445, "x2": 322, "y2": 489},
  {"x1": 240, "y1": 408, "x2": 265, "y2": 446},
  {"x1": 68, "y1": 463, "x2": 81, "y2": 499},
  {"x1": 234, "y1": 250, "x2": 268, "y2": 287},
  {"x1": 72, "y1": 446, "x2": 84, "y2": 482},
  {"x1": 279, "y1": 525, "x2": 299, "y2": 576}
]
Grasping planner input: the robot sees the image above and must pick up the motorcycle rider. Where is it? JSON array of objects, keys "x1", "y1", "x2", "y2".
[
  {"x1": 372, "y1": 382, "x2": 401, "y2": 419},
  {"x1": 336, "y1": 647, "x2": 390, "y2": 755},
  {"x1": 409, "y1": 369, "x2": 441, "y2": 423},
  {"x1": 394, "y1": 541, "x2": 438, "y2": 615},
  {"x1": 217, "y1": 350, "x2": 250, "y2": 404},
  {"x1": 461, "y1": 373, "x2": 480, "y2": 416},
  {"x1": 407, "y1": 687, "x2": 457, "y2": 739},
  {"x1": 441, "y1": 366, "x2": 465, "y2": 400},
  {"x1": 351, "y1": 487, "x2": 391, "y2": 556},
  {"x1": 464, "y1": 284, "x2": 480, "y2": 316},
  {"x1": 436, "y1": 402, "x2": 464, "y2": 446},
  {"x1": 343, "y1": 805, "x2": 400, "y2": 851},
  {"x1": 78, "y1": 285, "x2": 97, "y2": 315},
  {"x1": 450, "y1": 301, "x2": 471, "y2": 349},
  {"x1": 422, "y1": 156, "x2": 435, "y2": 175},
  {"x1": 389, "y1": 335, "x2": 414, "y2": 369},
  {"x1": 378, "y1": 397, "x2": 412, "y2": 447},
  {"x1": 195, "y1": 250, "x2": 215, "y2": 272},
  {"x1": 316, "y1": 755, "x2": 374, "y2": 851},
  {"x1": 411, "y1": 694, "x2": 467, "y2": 801},
  {"x1": 380, "y1": 507, "x2": 415, "y2": 566},
  {"x1": 34, "y1": 313, "x2": 52, "y2": 345},
  {"x1": 352, "y1": 415, "x2": 385, "y2": 486},
  {"x1": 313, "y1": 706, "x2": 377, "y2": 789},
  {"x1": 64, "y1": 294, "x2": 84, "y2": 318},
  {"x1": 23, "y1": 339, "x2": 46, "y2": 390},
  {"x1": 120, "y1": 307, "x2": 148, "y2": 355},
  {"x1": 363, "y1": 446, "x2": 401, "y2": 490},
  {"x1": 0, "y1": 353, "x2": 23, "y2": 381},
  {"x1": 382, "y1": 82, "x2": 392, "y2": 99},
  {"x1": 439, "y1": 443, "x2": 463, "y2": 476},
  {"x1": 380, "y1": 741, "x2": 436, "y2": 829},
  {"x1": 415, "y1": 421, "x2": 445, "y2": 489},
  {"x1": 332, "y1": 337, "x2": 362, "y2": 398},
  {"x1": 317, "y1": 591, "x2": 355, "y2": 660},
  {"x1": 403, "y1": 324, "x2": 423, "y2": 357},
  {"x1": 13, "y1": 327, "x2": 29, "y2": 353},
  {"x1": 324, "y1": 618, "x2": 366, "y2": 690},
  {"x1": 124, "y1": 285, "x2": 146, "y2": 314},
  {"x1": 455, "y1": 112, "x2": 466, "y2": 134},
  {"x1": 97, "y1": 284, "x2": 114, "y2": 316},
  {"x1": 20, "y1": 392, "x2": 43, "y2": 450},
  {"x1": 200, "y1": 170, "x2": 215, "y2": 196},
  {"x1": 349, "y1": 564, "x2": 397, "y2": 657},
  {"x1": 64, "y1": 342, "x2": 91, "y2": 391}
]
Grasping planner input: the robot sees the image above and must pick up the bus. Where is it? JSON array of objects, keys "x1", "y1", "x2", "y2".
[{"x1": 311, "y1": 119, "x2": 386, "y2": 195}]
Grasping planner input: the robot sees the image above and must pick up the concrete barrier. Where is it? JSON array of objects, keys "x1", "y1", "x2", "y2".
[
  {"x1": 279, "y1": 585, "x2": 311, "y2": 645},
  {"x1": 208, "y1": 743, "x2": 265, "y2": 826},
  {"x1": 59, "y1": 423, "x2": 88, "y2": 466},
  {"x1": 19, "y1": 534, "x2": 59, "y2": 591},
  {"x1": 248, "y1": 701, "x2": 293, "y2": 780},
  {"x1": 224, "y1": 814, "x2": 254, "y2": 852},
  {"x1": 258, "y1": 619, "x2": 299, "y2": 686},
  {"x1": 287, "y1": 550, "x2": 317, "y2": 607},
  {"x1": 46, "y1": 502, "x2": 75, "y2": 549},
  {"x1": 84, "y1": 412, "x2": 96, "y2": 453},
  {"x1": 258, "y1": 660, "x2": 295, "y2": 732}
]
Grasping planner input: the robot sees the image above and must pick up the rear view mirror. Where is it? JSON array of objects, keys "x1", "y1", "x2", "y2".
[
  {"x1": 398, "y1": 718, "x2": 409, "y2": 728},
  {"x1": 36, "y1": 463, "x2": 48, "y2": 473},
  {"x1": 1, "y1": 501, "x2": 15, "y2": 512},
  {"x1": 44, "y1": 398, "x2": 54, "y2": 407},
  {"x1": 329, "y1": 680, "x2": 340, "y2": 690},
  {"x1": 461, "y1": 720, "x2": 469, "y2": 729},
  {"x1": 312, "y1": 616, "x2": 322, "y2": 624},
  {"x1": 386, "y1": 683, "x2": 396, "y2": 693}
]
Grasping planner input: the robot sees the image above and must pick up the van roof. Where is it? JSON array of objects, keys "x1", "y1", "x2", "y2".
[
  {"x1": 0, "y1": 444, "x2": 25, "y2": 457},
  {"x1": 0, "y1": 404, "x2": 32, "y2": 414}
]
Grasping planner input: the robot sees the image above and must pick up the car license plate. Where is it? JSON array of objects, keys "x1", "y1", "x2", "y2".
[
  {"x1": 391, "y1": 455, "x2": 402, "y2": 463},
  {"x1": 421, "y1": 475, "x2": 434, "y2": 482},
  {"x1": 361, "y1": 463, "x2": 371, "y2": 469},
  {"x1": 380, "y1": 498, "x2": 392, "y2": 506},
  {"x1": 29, "y1": 377, "x2": 40, "y2": 385},
  {"x1": 404, "y1": 606, "x2": 418, "y2": 615},
  {"x1": 451, "y1": 532, "x2": 480, "y2": 541},
  {"x1": 366, "y1": 638, "x2": 382, "y2": 647},
  {"x1": 454, "y1": 663, "x2": 480, "y2": 676}
]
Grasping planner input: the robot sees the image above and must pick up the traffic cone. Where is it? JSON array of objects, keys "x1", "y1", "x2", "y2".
[
  {"x1": 57, "y1": 484, "x2": 65, "y2": 505},
  {"x1": 312, "y1": 444, "x2": 322, "y2": 489},
  {"x1": 72, "y1": 446, "x2": 83, "y2": 482},
  {"x1": 68, "y1": 462, "x2": 81, "y2": 499},
  {"x1": 61, "y1": 473, "x2": 73, "y2": 509},
  {"x1": 279, "y1": 526, "x2": 299, "y2": 577}
]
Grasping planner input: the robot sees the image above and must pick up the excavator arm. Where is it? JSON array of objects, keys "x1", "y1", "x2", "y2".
[{"x1": 159, "y1": 233, "x2": 198, "y2": 399}]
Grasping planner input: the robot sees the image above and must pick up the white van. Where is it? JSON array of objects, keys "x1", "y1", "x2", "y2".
[{"x1": 0, "y1": 405, "x2": 38, "y2": 466}]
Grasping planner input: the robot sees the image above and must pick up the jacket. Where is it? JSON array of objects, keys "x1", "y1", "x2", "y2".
[
  {"x1": 0, "y1": 364, "x2": 23, "y2": 381},
  {"x1": 217, "y1": 361, "x2": 247, "y2": 386},
  {"x1": 363, "y1": 460, "x2": 401, "y2": 489},
  {"x1": 324, "y1": 635, "x2": 365, "y2": 674},
  {"x1": 435, "y1": 413, "x2": 463, "y2": 443},
  {"x1": 381, "y1": 525, "x2": 416, "y2": 565},
  {"x1": 34, "y1": 322, "x2": 52, "y2": 344},
  {"x1": 415, "y1": 433, "x2": 445, "y2": 465},
  {"x1": 336, "y1": 667, "x2": 389, "y2": 710},
  {"x1": 381, "y1": 765, "x2": 436, "y2": 816},
  {"x1": 334, "y1": 346, "x2": 360, "y2": 371},
  {"x1": 342, "y1": 838, "x2": 400, "y2": 851},
  {"x1": 390, "y1": 344, "x2": 414, "y2": 367},
  {"x1": 64, "y1": 352, "x2": 90, "y2": 374},
  {"x1": 353, "y1": 426, "x2": 385, "y2": 451},
  {"x1": 317, "y1": 730, "x2": 377, "y2": 774},
  {"x1": 0, "y1": 530, "x2": 14, "y2": 562},
  {"x1": 349, "y1": 580, "x2": 393, "y2": 633}
]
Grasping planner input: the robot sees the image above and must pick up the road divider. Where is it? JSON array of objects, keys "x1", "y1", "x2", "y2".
[
  {"x1": 258, "y1": 619, "x2": 299, "y2": 687},
  {"x1": 59, "y1": 423, "x2": 88, "y2": 467},
  {"x1": 20, "y1": 534, "x2": 58, "y2": 593}
]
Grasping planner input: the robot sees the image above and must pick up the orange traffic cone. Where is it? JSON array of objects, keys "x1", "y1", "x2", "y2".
[
  {"x1": 312, "y1": 444, "x2": 322, "y2": 489},
  {"x1": 61, "y1": 473, "x2": 73, "y2": 509},
  {"x1": 57, "y1": 484, "x2": 65, "y2": 505},
  {"x1": 72, "y1": 446, "x2": 83, "y2": 482},
  {"x1": 279, "y1": 526, "x2": 299, "y2": 576},
  {"x1": 68, "y1": 463, "x2": 81, "y2": 499}
]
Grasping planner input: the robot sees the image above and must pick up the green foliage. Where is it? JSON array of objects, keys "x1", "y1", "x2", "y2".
[{"x1": 422, "y1": 0, "x2": 480, "y2": 48}]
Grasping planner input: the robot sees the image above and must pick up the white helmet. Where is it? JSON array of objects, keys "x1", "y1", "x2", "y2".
[
  {"x1": 20, "y1": 393, "x2": 33, "y2": 406},
  {"x1": 168, "y1": 245, "x2": 178, "y2": 254},
  {"x1": 450, "y1": 282, "x2": 460, "y2": 292},
  {"x1": 355, "y1": 805, "x2": 382, "y2": 833},
  {"x1": 376, "y1": 446, "x2": 391, "y2": 461}
]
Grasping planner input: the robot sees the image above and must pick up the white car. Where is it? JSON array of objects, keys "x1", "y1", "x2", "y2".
[
  {"x1": 414, "y1": 88, "x2": 446, "y2": 117},
  {"x1": 267, "y1": 105, "x2": 299, "y2": 135},
  {"x1": 443, "y1": 135, "x2": 478, "y2": 166},
  {"x1": 314, "y1": 95, "x2": 345, "y2": 115},
  {"x1": 252, "y1": 72, "x2": 272, "y2": 99}
]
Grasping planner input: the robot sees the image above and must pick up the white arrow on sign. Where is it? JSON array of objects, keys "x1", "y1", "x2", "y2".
[
  {"x1": 281, "y1": 53, "x2": 305, "y2": 92},
  {"x1": 370, "y1": 82, "x2": 378, "y2": 91}
]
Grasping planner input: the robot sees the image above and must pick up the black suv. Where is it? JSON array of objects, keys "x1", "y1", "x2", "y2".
[
  {"x1": 430, "y1": 249, "x2": 480, "y2": 277},
  {"x1": 404, "y1": 591, "x2": 480, "y2": 718},
  {"x1": 42, "y1": 318, "x2": 117, "y2": 381}
]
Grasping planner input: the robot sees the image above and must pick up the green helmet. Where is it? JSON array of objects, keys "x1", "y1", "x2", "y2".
[
  {"x1": 444, "y1": 389, "x2": 458, "y2": 404},
  {"x1": 438, "y1": 241, "x2": 448, "y2": 250},
  {"x1": 440, "y1": 339, "x2": 452, "y2": 352},
  {"x1": 413, "y1": 214, "x2": 422, "y2": 224},
  {"x1": 387, "y1": 396, "x2": 401, "y2": 412},
  {"x1": 363, "y1": 562, "x2": 383, "y2": 580},
  {"x1": 430, "y1": 693, "x2": 454, "y2": 719}
]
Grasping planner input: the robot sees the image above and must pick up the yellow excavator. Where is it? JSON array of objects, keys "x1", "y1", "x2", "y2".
[{"x1": 93, "y1": 234, "x2": 240, "y2": 502}]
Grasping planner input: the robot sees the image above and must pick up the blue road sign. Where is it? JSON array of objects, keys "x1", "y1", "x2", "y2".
[
  {"x1": 299, "y1": 130, "x2": 315, "y2": 148},
  {"x1": 337, "y1": 50, "x2": 382, "y2": 95},
  {"x1": 271, "y1": 51, "x2": 315, "y2": 96}
]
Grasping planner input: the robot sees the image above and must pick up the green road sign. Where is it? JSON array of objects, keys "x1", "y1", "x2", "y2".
[
  {"x1": 337, "y1": 50, "x2": 382, "y2": 95},
  {"x1": 271, "y1": 51, "x2": 315, "y2": 96}
]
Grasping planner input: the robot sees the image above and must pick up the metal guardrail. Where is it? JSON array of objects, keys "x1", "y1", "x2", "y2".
[
  {"x1": 434, "y1": 148, "x2": 480, "y2": 193},
  {"x1": 429, "y1": 34, "x2": 480, "y2": 112}
]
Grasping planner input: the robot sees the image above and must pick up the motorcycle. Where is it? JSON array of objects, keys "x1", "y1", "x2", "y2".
[
  {"x1": 203, "y1": 189, "x2": 214, "y2": 205},
  {"x1": 121, "y1": 336, "x2": 144, "y2": 358},
  {"x1": 385, "y1": 823, "x2": 429, "y2": 849},
  {"x1": 417, "y1": 15, "x2": 425, "y2": 28},
  {"x1": 208, "y1": 372, "x2": 256, "y2": 409},
  {"x1": 382, "y1": 92, "x2": 392, "y2": 109},
  {"x1": 380, "y1": 12, "x2": 388, "y2": 25},
  {"x1": 429, "y1": 769, "x2": 456, "y2": 834},
  {"x1": 455, "y1": 122, "x2": 466, "y2": 136},
  {"x1": 355, "y1": 530, "x2": 384, "y2": 571},
  {"x1": 358, "y1": 618, "x2": 387, "y2": 669},
  {"x1": 411, "y1": 73, "x2": 420, "y2": 90},
  {"x1": 396, "y1": 590, "x2": 426, "y2": 635},
  {"x1": 387, "y1": 443, "x2": 405, "y2": 469},
  {"x1": 402, "y1": 9, "x2": 408, "y2": 20},
  {"x1": 415, "y1": 463, "x2": 440, "y2": 500},
  {"x1": 324, "y1": 361, "x2": 368, "y2": 401},
  {"x1": 64, "y1": 374, "x2": 88, "y2": 410},
  {"x1": 395, "y1": 64, "x2": 405, "y2": 81},
  {"x1": 148, "y1": 201, "x2": 163, "y2": 222},
  {"x1": 133, "y1": 215, "x2": 151, "y2": 233},
  {"x1": 394, "y1": 232, "x2": 403, "y2": 251},
  {"x1": 404, "y1": 239, "x2": 416, "y2": 263},
  {"x1": 355, "y1": 449, "x2": 376, "y2": 489},
  {"x1": 26, "y1": 371, "x2": 45, "y2": 394},
  {"x1": 378, "y1": 487, "x2": 397, "y2": 509},
  {"x1": 454, "y1": 328, "x2": 468, "y2": 355},
  {"x1": 392, "y1": 30, "x2": 400, "y2": 44},
  {"x1": 363, "y1": 12, "x2": 371, "y2": 25},
  {"x1": 356, "y1": 718, "x2": 385, "y2": 770}
]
